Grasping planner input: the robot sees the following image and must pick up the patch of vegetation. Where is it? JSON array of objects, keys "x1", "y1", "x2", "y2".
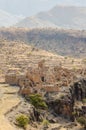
[
  {"x1": 73, "y1": 66, "x2": 77, "y2": 71},
  {"x1": 29, "y1": 94, "x2": 48, "y2": 109},
  {"x1": 60, "y1": 94, "x2": 65, "y2": 99},
  {"x1": 64, "y1": 56, "x2": 68, "y2": 59},
  {"x1": 42, "y1": 119, "x2": 49, "y2": 128},
  {"x1": 82, "y1": 59, "x2": 86, "y2": 64},
  {"x1": 72, "y1": 111, "x2": 77, "y2": 116},
  {"x1": 82, "y1": 98, "x2": 86, "y2": 103},
  {"x1": 16, "y1": 114, "x2": 29, "y2": 128},
  {"x1": 71, "y1": 59, "x2": 74, "y2": 63},
  {"x1": 77, "y1": 116, "x2": 86, "y2": 128}
]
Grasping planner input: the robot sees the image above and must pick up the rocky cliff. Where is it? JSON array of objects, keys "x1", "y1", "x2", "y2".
[{"x1": 46, "y1": 78, "x2": 86, "y2": 121}]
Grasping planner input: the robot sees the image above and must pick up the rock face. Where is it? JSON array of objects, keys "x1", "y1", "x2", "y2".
[
  {"x1": 46, "y1": 78, "x2": 86, "y2": 121},
  {"x1": 6, "y1": 101, "x2": 45, "y2": 125},
  {"x1": 46, "y1": 89, "x2": 74, "y2": 121},
  {"x1": 71, "y1": 79, "x2": 86, "y2": 101}
]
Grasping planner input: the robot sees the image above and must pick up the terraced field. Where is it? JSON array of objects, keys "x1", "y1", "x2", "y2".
[{"x1": 0, "y1": 40, "x2": 85, "y2": 77}]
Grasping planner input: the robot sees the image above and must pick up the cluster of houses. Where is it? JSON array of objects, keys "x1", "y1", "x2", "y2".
[{"x1": 5, "y1": 60, "x2": 75, "y2": 96}]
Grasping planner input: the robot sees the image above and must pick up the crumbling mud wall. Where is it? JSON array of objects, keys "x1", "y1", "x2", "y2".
[{"x1": 5, "y1": 63, "x2": 76, "y2": 95}]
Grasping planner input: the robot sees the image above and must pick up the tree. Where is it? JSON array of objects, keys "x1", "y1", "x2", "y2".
[{"x1": 29, "y1": 94, "x2": 47, "y2": 109}]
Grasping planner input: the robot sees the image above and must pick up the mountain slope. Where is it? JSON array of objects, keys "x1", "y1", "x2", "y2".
[
  {"x1": 0, "y1": 9, "x2": 24, "y2": 27},
  {"x1": 16, "y1": 6, "x2": 86, "y2": 29},
  {"x1": 0, "y1": 28, "x2": 86, "y2": 58},
  {"x1": 16, "y1": 16, "x2": 57, "y2": 28},
  {"x1": 0, "y1": 38, "x2": 84, "y2": 77}
]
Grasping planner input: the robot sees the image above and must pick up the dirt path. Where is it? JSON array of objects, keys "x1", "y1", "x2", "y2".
[{"x1": 0, "y1": 84, "x2": 20, "y2": 130}]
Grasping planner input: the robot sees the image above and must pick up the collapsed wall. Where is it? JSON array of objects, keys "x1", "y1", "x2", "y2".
[{"x1": 5, "y1": 64, "x2": 76, "y2": 94}]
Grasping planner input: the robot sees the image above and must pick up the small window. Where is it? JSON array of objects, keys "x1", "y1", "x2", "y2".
[{"x1": 41, "y1": 76, "x2": 45, "y2": 82}]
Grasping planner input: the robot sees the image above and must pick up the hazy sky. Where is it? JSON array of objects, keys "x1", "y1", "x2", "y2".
[{"x1": 0, "y1": 0, "x2": 86, "y2": 16}]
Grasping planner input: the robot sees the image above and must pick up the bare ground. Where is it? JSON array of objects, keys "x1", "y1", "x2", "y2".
[{"x1": 0, "y1": 83, "x2": 20, "y2": 130}]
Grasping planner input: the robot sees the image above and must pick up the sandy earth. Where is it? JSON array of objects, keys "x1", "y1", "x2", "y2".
[{"x1": 0, "y1": 83, "x2": 20, "y2": 130}]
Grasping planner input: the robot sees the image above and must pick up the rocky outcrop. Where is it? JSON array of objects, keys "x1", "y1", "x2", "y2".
[
  {"x1": 46, "y1": 93, "x2": 74, "y2": 121},
  {"x1": 46, "y1": 78, "x2": 86, "y2": 121},
  {"x1": 6, "y1": 101, "x2": 47, "y2": 124},
  {"x1": 71, "y1": 79, "x2": 86, "y2": 101}
]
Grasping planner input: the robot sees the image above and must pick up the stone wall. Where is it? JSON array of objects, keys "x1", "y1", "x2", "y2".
[
  {"x1": 5, "y1": 65, "x2": 76, "y2": 95},
  {"x1": 5, "y1": 73, "x2": 19, "y2": 85}
]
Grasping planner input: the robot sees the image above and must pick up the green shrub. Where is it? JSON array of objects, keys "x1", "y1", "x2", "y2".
[
  {"x1": 77, "y1": 116, "x2": 86, "y2": 128},
  {"x1": 29, "y1": 94, "x2": 47, "y2": 109},
  {"x1": 72, "y1": 111, "x2": 77, "y2": 116},
  {"x1": 42, "y1": 119, "x2": 49, "y2": 127},
  {"x1": 16, "y1": 114, "x2": 29, "y2": 128},
  {"x1": 64, "y1": 56, "x2": 68, "y2": 59},
  {"x1": 82, "y1": 98, "x2": 86, "y2": 103}
]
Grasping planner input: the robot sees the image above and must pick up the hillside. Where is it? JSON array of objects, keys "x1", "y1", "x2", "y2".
[
  {"x1": 0, "y1": 40, "x2": 85, "y2": 130},
  {"x1": 0, "y1": 28, "x2": 86, "y2": 58},
  {"x1": 0, "y1": 39, "x2": 62, "y2": 77},
  {"x1": 0, "y1": 9, "x2": 23, "y2": 27},
  {"x1": 0, "y1": 30, "x2": 86, "y2": 130},
  {"x1": 16, "y1": 17, "x2": 57, "y2": 28},
  {"x1": 0, "y1": 38, "x2": 85, "y2": 78},
  {"x1": 16, "y1": 6, "x2": 86, "y2": 29}
]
